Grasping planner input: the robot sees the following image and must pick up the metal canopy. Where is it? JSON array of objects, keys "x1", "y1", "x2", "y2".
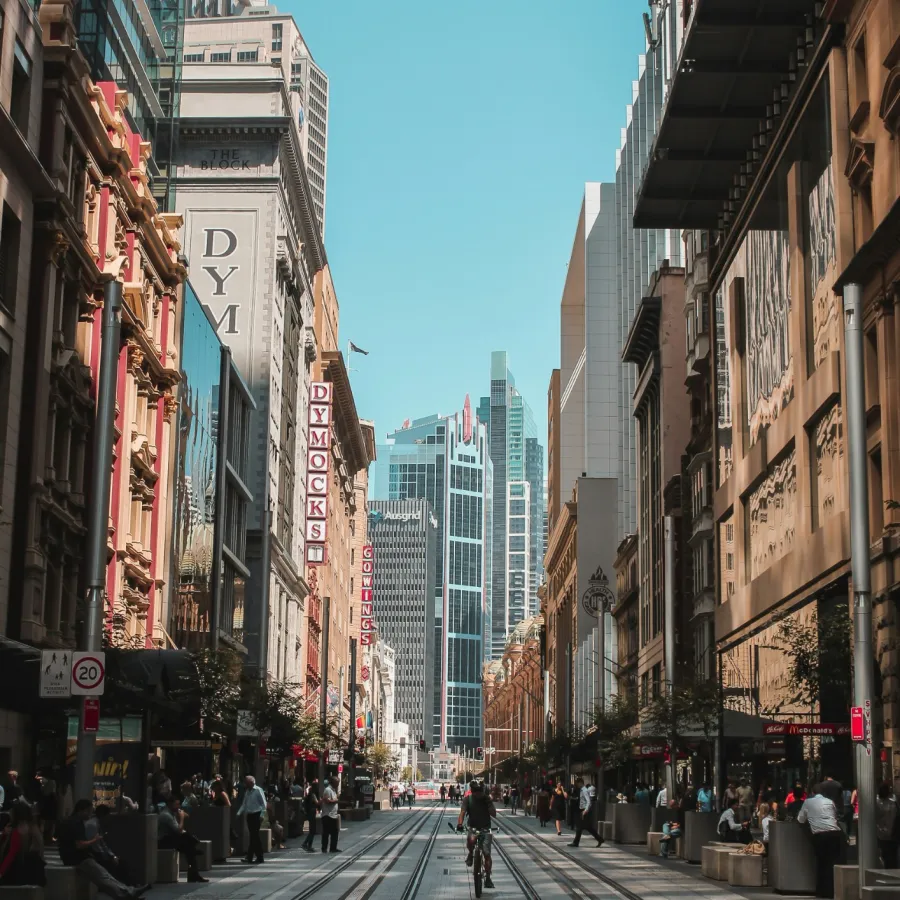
[{"x1": 633, "y1": 0, "x2": 818, "y2": 230}]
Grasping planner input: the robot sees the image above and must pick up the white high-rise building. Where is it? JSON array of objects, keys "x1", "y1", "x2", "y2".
[{"x1": 184, "y1": 0, "x2": 329, "y2": 237}]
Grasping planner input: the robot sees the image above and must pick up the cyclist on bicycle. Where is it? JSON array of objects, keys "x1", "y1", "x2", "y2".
[{"x1": 457, "y1": 780, "x2": 497, "y2": 889}]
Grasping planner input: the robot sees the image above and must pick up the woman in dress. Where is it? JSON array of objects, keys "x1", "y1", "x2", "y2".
[
  {"x1": 551, "y1": 783, "x2": 568, "y2": 836},
  {"x1": 535, "y1": 783, "x2": 551, "y2": 827}
]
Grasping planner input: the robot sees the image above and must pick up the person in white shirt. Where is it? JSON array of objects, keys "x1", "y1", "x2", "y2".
[
  {"x1": 758, "y1": 802, "x2": 774, "y2": 854},
  {"x1": 718, "y1": 799, "x2": 750, "y2": 844},
  {"x1": 797, "y1": 789, "x2": 843, "y2": 898},
  {"x1": 320, "y1": 777, "x2": 341, "y2": 853},
  {"x1": 656, "y1": 786, "x2": 668, "y2": 808},
  {"x1": 237, "y1": 775, "x2": 268, "y2": 863}
]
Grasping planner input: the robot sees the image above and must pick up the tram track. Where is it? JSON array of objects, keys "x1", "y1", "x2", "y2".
[
  {"x1": 287, "y1": 805, "x2": 437, "y2": 900},
  {"x1": 498, "y1": 810, "x2": 646, "y2": 900}
]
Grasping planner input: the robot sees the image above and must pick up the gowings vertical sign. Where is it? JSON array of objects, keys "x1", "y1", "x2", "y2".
[
  {"x1": 306, "y1": 382, "x2": 333, "y2": 565},
  {"x1": 360, "y1": 545, "x2": 375, "y2": 646}
]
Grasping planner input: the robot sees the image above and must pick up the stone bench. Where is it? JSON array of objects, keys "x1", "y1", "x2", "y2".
[
  {"x1": 728, "y1": 853, "x2": 764, "y2": 887},
  {"x1": 181, "y1": 839, "x2": 212, "y2": 873},
  {"x1": 45, "y1": 866, "x2": 97, "y2": 900},
  {"x1": 835, "y1": 864, "x2": 859, "y2": 900},
  {"x1": 156, "y1": 849, "x2": 179, "y2": 884},
  {"x1": 701, "y1": 846, "x2": 741, "y2": 880},
  {"x1": 0, "y1": 889, "x2": 44, "y2": 900},
  {"x1": 646, "y1": 831, "x2": 682, "y2": 858},
  {"x1": 866, "y1": 870, "x2": 900, "y2": 887}
]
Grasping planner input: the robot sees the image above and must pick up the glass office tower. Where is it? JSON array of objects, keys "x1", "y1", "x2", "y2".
[
  {"x1": 74, "y1": 0, "x2": 184, "y2": 208},
  {"x1": 479, "y1": 352, "x2": 545, "y2": 660},
  {"x1": 369, "y1": 397, "x2": 492, "y2": 750}
]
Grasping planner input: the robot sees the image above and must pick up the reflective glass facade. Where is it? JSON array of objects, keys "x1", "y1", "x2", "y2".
[{"x1": 369, "y1": 403, "x2": 492, "y2": 750}]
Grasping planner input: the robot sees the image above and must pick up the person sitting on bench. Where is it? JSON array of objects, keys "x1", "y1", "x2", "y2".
[{"x1": 157, "y1": 794, "x2": 208, "y2": 883}]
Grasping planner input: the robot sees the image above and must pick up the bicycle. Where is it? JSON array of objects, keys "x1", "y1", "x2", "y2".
[{"x1": 449, "y1": 822, "x2": 497, "y2": 897}]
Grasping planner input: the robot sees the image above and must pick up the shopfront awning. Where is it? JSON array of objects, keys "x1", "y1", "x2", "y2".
[{"x1": 633, "y1": 0, "x2": 822, "y2": 230}]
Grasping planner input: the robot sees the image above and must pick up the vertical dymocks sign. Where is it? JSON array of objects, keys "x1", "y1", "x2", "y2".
[
  {"x1": 360, "y1": 546, "x2": 375, "y2": 646},
  {"x1": 306, "y1": 382, "x2": 333, "y2": 565}
]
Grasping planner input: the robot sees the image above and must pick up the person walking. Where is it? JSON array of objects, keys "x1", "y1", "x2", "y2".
[
  {"x1": 405, "y1": 784, "x2": 415, "y2": 809},
  {"x1": 440, "y1": 784, "x2": 447, "y2": 803},
  {"x1": 569, "y1": 779, "x2": 603, "y2": 848},
  {"x1": 509, "y1": 784, "x2": 519, "y2": 815},
  {"x1": 876, "y1": 783, "x2": 900, "y2": 869},
  {"x1": 321, "y1": 778, "x2": 340, "y2": 853},
  {"x1": 785, "y1": 781, "x2": 807, "y2": 819},
  {"x1": 301, "y1": 783, "x2": 319, "y2": 852},
  {"x1": 797, "y1": 786, "x2": 844, "y2": 899},
  {"x1": 551, "y1": 784, "x2": 568, "y2": 836},
  {"x1": 737, "y1": 779, "x2": 754, "y2": 824},
  {"x1": 237, "y1": 775, "x2": 267, "y2": 864}
]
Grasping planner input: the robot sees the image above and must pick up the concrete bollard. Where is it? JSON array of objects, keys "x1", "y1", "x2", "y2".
[
  {"x1": 727, "y1": 853, "x2": 764, "y2": 887},
  {"x1": 155, "y1": 849, "x2": 179, "y2": 884},
  {"x1": 834, "y1": 864, "x2": 860, "y2": 900}
]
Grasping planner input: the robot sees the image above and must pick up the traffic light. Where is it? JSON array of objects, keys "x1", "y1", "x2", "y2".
[
  {"x1": 418, "y1": 739, "x2": 427, "y2": 751},
  {"x1": 475, "y1": 746, "x2": 484, "y2": 761}
]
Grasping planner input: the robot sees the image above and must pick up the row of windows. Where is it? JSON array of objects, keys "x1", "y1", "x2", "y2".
[
  {"x1": 449, "y1": 542, "x2": 482, "y2": 588},
  {"x1": 449, "y1": 493, "x2": 483, "y2": 540},
  {"x1": 447, "y1": 637, "x2": 483, "y2": 684},
  {"x1": 448, "y1": 588, "x2": 482, "y2": 636},
  {"x1": 450, "y1": 464, "x2": 483, "y2": 493}
]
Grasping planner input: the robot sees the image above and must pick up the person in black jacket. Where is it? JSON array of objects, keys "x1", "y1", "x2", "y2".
[
  {"x1": 816, "y1": 776, "x2": 845, "y2": 817},
  {"x1": 301, "y1": 783, "x2": 320, "y2": 852}
]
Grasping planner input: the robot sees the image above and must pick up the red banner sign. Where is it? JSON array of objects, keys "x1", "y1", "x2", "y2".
[
  {"x1": 763, "y1": 722, "x2": 850, "y2": 737},
  {"x1": 850, "y1": 707, "x2": 865, "y2": 742}
]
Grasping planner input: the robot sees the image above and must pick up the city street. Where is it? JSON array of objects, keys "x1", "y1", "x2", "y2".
[{"x1": 140, "y1": 805, "x2": 792, "y2": 900}]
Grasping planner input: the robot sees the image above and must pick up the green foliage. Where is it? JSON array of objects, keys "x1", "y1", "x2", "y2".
[
  {"x1": 365, "y1": 742, "x2": 396, "y2": 777},
  {"x1": 499, "y1": 755, "x2": 520, "y2": 779},
  {"x1": 592, "y1": 692, "x2": 639, "y2": 767},
  {"x1": 192, "y1": 648, "x2": 243, "y2": 724},
  {"x1": 640, "y1": 680, "x2": 723, "y2": 746}
]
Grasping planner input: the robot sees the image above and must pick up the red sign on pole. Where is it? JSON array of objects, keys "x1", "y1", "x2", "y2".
[
  {"x1": 850, "y1": 707, "x2": 865, "y2": 742},
  {"x1": 83, "y1": 697, "x2": 100, "y2": 733}
]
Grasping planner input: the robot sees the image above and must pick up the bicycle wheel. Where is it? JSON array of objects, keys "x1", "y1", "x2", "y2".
[{"x1": 473, "y1": 848, "x2": 483, "y2": 898}]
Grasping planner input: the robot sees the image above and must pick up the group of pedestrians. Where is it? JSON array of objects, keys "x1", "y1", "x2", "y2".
[{"x1": 389, "y1": 783, "x2": 415, "y2": 809}]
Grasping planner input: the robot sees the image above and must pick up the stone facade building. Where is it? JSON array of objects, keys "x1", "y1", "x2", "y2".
[{"x1": 634, "y1": 0, "x2": 900, "y2": 784}]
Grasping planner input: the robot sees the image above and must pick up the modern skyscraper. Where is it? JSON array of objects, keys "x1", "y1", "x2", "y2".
[
  {"x1": 369, "y1": 398, "x2": 492, "y2": 750},
  {"x1": 479, "y1": 352, "x2": 544, "y2": 660},
  {"x1": 366, "y1": 500, "x2": 437, "y2": 747},
  {"x1": 182, "y1": 0, "x2": 329, "y2": 236}
]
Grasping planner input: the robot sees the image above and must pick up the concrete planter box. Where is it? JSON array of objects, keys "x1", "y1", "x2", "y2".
[
  {"x1": 651, "y1": 807, "x2": 670, "y2": 831},
  {"x1": 728, "y1": 853, "x2": 764, "y2": 887},
  {"x1": 187, "y1": 806, "x2": 230, "y2": 861},
  {"x1": 835, "y1": 864, "x2": 859, "y2": 900},
  {"x1": 155, "y1": 849, "x2": 178, "y2": 884},
  {"x1": 866, "y1": 870, "x2": 900, "y2": 887},
  {"x1": 683, "y1": 812, "x2": 720, "y2": 864},
  {"x1": 612, "y1": 803, "x2": 651, "y2": 844},
  {"x1": 768, "y1": 821, "x2": 816, "y2": 895},
  {"x1": 600, "y1": 821, "x2": 612, "y2": 842},
  {"x1": 230, "y1": 807, "x2": 250, "y2": 856},
  {"x1": 101, "y1": 814, "x2": 158, "y2": 885},
  {"x1": 45, "y1": 866, "x2": 96, "y2": 900}
]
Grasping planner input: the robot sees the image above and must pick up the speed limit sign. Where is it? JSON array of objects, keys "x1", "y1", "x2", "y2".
[{"x1": 71, "y1": 651, "x2": 105, "y2": 696}]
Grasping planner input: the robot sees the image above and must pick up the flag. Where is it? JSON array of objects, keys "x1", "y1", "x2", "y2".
[{"x1": 349, "y1": 341, "x2": 369, "y2": 356}]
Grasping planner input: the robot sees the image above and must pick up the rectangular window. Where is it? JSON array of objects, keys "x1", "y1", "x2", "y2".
[
  {"x1": 210, "y1": 51, "x2": 231, "y2": 63},
  {"x1": 184, "y1": 52, "x2": 204, "y2": 62},
  {"x1": 237, "y1": 50, "x2": 258, "y2": 62},
  {"x1": 10, "y1": 39, "x2": 32, "y2": 133},
  {"x1": 0, "y1": 204, "x2": 21, "y2": 314},
  {"x1": 271, "y1": 22, "x2": 282, "y2": 51}
]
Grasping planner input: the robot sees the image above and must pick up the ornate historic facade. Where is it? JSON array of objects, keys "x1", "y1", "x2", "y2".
[{"x1": 9, "y1": 0, "x2": 184, "y2": 651}]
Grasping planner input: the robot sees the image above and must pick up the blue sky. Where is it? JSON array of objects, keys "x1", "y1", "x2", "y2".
[{"x1": 286, "y1": 0, "x2": 648, "y2": 443}]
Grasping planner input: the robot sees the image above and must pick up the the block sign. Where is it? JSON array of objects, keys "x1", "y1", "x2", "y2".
[
  {"x1": 306, "y1": 382, "x2": 333, "y2": 566},
  {"x1": 360, "y1": 545, "x2": 375, "y2": 646}
]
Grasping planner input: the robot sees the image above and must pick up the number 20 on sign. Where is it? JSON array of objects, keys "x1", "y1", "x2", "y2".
[{"x1": 71, "y1": 651, "x2": 106, "y2": 696}]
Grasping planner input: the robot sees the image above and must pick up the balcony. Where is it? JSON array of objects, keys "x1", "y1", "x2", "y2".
[{"x1": 691, "y1": 589, "x2": 715, "y2": 621}]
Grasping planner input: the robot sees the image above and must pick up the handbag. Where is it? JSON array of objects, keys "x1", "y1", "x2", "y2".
[{"x1": 741, "y1": 841, "x2": 766, "y2": 856}]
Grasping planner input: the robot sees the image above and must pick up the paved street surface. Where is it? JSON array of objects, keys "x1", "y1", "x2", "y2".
[{"x1": 142, "y1": 804, "x2": 814, "y2": 900}]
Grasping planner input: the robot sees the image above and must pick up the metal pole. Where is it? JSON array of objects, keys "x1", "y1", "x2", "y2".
[
  {"x1": 844, "y1": 283, "x2": 878, "y2": 879},
  {"x1": 318, "y1": 595, "x2": 331, "y2": 788},
  {"x1": 348, "y1": 638, "x2": 357, "y2": 805},
  {"x1": 74, "y1": 278, "x2": 123, "y2": 803},
  {"x1": 664, "y1": 515, "x2": 677, "y2": 805}
]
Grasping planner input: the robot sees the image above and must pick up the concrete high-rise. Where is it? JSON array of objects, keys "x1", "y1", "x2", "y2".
[
  {"x1": 479, "y1": 352, "x2": 544, "y2": 660},
  {"x1": 183, "y1": 0, "x2": 329, "y2": 236},
  {"x1": 366, "y1": 500, "x2": 437, "y2": 747},
  {"x1": 369, "y1": 399, "x2": 492, "y2": 751}
]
